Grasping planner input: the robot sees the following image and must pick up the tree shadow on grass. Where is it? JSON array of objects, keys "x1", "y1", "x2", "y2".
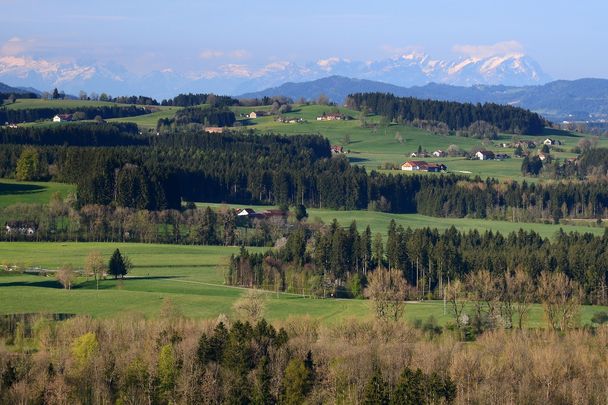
[
  {"x1": 0, "y1": 275, "x2": 181, "y2": 290},
  {"x1": 348, "y1": 156, "x2": 369, "y2": 164},
  {"x1": 0, "y1": 183, "x2": 45, "y2": 196}
]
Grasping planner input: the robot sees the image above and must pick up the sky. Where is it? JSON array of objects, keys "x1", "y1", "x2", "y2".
[{"x1": 0, "y1": 0, "x2": 606, "y2": 79}]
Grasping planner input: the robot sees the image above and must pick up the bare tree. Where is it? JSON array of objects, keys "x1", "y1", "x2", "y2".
[
  {"x1": 56, "y1": 264, "x2": 77, "y2": 290},
  {"x1": 466, "y1": 270, "x2": 499, "y2": 319},
  {"x1": 84, "y1": 250, "x2": 106, "y2": 290},
  {"x1": 316, "y1": 94, "x2": 329, "y2": 105},
  {"x1": 364, "y1": 267, "x2": 408, "y2": 322},
  {"x1": 233, "y1": 289, "x2": 267, "y2": 322},
  {"x1": 445, "y1": 279, "x2": 467, "y2": 327},
  {"x1": 505, "y1": 267, "x2": 535, "y2": 329},
  {"x1": 537, "y1": 271, "x2": 582, "y2": 331}
]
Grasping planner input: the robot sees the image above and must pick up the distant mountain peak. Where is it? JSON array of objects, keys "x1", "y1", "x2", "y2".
[{"x1": 0, "y1": 51, "x2": 551, "y2": 99}]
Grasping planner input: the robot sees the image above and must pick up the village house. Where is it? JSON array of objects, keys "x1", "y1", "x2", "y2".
[
  {"x1": 432, "y1": 150, "x2": 447, "y2": 157},
  {"x1": 235, "y1": 208, "x2": 288, "y2": 220},
  {"x1": 316, "y1": 112, "x2": 345, "y2": 121},
  {"x1": 401, "y1": 161, "x2": 447, "y2": 172},
  {"x1": 543, "y1": 138, "x2": 562, "y2": 146},
  {"x1": 513, "y1": 140, "x2": 536, "y2": 149},
  {"x1": 5, "y1": 221, "x2": 37, "y2": 236},
  {"x1": 248, "y1": 111, "x2": 266, "y2": 119},
  {"x1": 410, "y1": 151, "x2": 430, "y2": 158},
  {"x1": 330, "y1": 145, "x2": 344, "y2": 154},
  {"x1": 236, "y1": 208, "x2": 257, "y2": 217},
  {"x1": 203, "y1": 126, "x2": 224, "y2": 133},
  {"x1": 475, "y1": 150, "x2": 495, "y2": 160},
  {"x1": 53, "y1": 114, "x2": 72, "y2": 122}
]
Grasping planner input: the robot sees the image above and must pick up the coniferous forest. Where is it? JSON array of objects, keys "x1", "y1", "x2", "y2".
[{"x1": 346, "y1": 92, "x2": 547, "y2": 134}]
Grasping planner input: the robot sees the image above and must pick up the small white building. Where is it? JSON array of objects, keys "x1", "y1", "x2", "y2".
[
  {"x1": 53, "y1": 114, "x2": 72, "y2": 122},
  {"x1": 543, "y1": 138, "x2": 561, "y2": 146},
  {"x1": 475, "y1": 151, "x2": 495, "y2": 160}
]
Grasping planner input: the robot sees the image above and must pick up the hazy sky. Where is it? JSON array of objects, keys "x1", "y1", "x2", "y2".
[{"x1": 1, "y1": 0, "x2": 606, "y2": 79}]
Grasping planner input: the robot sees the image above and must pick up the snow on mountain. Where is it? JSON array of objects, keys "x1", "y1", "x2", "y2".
[{"x1": 0, "y1": 51, "x2": 551, "y2": 99}]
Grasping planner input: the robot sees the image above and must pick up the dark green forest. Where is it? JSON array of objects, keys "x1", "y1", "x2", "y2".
[
  {"x1": 1, "y1": 129, "x2": 608, "y2": 219},
  {"x1": 228, "y1": 219, "x2": 608, "y2": 303},
  {"x1": 346, "y1": 92, "x2": 547, "y2": 134},
  {"x1": 0, "y1": 104, "x2": 153, "y2": 123}
]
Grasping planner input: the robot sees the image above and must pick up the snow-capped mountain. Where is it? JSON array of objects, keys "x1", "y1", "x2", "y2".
[{"x1": 0, "y1": 52, "x2": 551, "y2": 99}]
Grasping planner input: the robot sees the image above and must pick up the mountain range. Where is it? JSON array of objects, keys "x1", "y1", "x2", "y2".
[
  {"x1": 0, "y1": 52, "x2": 551, "y2": 100},
  {"x1": 241, "y1": 76, "x2": 608, "y2": 122}
]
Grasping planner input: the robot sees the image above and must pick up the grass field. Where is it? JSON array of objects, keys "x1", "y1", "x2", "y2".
[
  {"x1": 0, "y1": 179, "x2": 75, "y2": 208},
  {"x1": 231, "y1": 104, "x2": 608, "y2": 182},
  {"x1": 108, "y1": 106, "x2": 181, "y2": 130},
  {"x1": 0, "y1": 242, "x2": 606, "y2": 327},
  {"x1": 199, "y1": 202, "x2": 607, "y2": 239}
]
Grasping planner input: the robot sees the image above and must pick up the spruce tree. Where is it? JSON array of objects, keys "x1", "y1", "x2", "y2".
[
  {"x1": 108, "y1": 248, "x2": 127, "y2": 279},
  {"x1": 362, "y1": 366, "x2": 389, "y2": 405}
]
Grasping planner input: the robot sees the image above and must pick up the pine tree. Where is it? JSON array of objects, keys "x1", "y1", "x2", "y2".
[
  {"x1": 391, "y1": 368, "x2": 425, "y2": 405},
  {"x1": 362, "y1": 366, "x2": 389, "y2": 405},
  {"x1": 252, "y1": 356, "x2": 273, "y2": 405},
  {"x1": 108, "y1": 248, "x2": 127, "y2": 279}
]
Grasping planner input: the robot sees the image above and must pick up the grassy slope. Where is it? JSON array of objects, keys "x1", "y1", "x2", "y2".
[
  {"x1": 0, "y1": 179, "x2": 75, "y2": 208},
  {"x1": 198, "y1": 203, "x2": 606, "y2": 239},
  {"x1": 107, "y1": 106, "x2": 181, "y2": 130},
  {"x1": 232, "y1": 104, "x2": 608, "y2": 182},
  {"x1": 0, "y1": 242, "x2": 605, "y2": 326}
]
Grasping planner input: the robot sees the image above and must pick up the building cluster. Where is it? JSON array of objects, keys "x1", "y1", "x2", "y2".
[
  {"x1": 316, "y1": 112, "x2": 351, "y2": 121},
  {"x1": 401, "y1": 161, "x2": 447, "y2": 172},
  {"x1": 4, "y1": 221, "x2": 37, "y2": 236}
]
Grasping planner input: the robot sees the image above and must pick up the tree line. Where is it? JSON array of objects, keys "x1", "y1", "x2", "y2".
[
  {"x1": 227, "y1": 219, "x2": 608, "y2": 304},
  {"x1": 0, "y1": 122, "x2": 143, "y2": 146},
  {"x1": 0, "y1": 198, "x2": 288, "y2": 247},
  {"x1": 160, "y1": 93, "x2": 239, "y2": 107},
  {"x1": 346, "y1": 92, "x2": 547, "y2": 134},
  {"x1": 3, "y1": 130, "x2": 608, "y2": 220},
  {"x1": 0, "y1": 104, "x2": 153, "y2": 124}
]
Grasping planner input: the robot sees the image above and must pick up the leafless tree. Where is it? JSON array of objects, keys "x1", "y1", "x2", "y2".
[
  {"x1": 364, "y1": 267, "x2": 408, "y2": 322},
  {"x1": 537, "y1": 271, "x2": 582, "y2": 331},
  {"x1": 505, "y1": 267, "x2": 535, "y2": 329},
  {"x1": 84, "y1": 250, "x2": 106, "y2": 290},
  {"x1": 233, "y1": 289, "x2": 267, "y2": 322},
  {"x1": 56, "y1": 264, "x2": 77, "y2": 290}
]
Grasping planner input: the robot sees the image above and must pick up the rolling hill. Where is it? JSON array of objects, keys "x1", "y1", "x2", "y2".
[{"x1": 240, "y1": 76, "x2": 608, "y2": 122}]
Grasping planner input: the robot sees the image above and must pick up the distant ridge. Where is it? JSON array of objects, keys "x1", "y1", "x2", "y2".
[
  {"x1": 0, "y1": 81, "x2": 39, "y2": 95},
  {"x1": 239, "y1": 76, "x2": 608, "y2": 121},
  {"x1": 239, "y1": 76, "x2": 408, "y2": 103}
]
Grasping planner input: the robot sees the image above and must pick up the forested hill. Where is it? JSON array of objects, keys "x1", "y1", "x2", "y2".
[{"x1": 346, "y1": 92, "x2": 547, "y2": 135}]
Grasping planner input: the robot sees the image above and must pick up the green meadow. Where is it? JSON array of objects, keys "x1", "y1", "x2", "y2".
[
  {"x1": 0, "y1": 179, "x2": 75, "y2": 208},
  {"x1": 107, "y1": 106, "x2": 181, "y2": 130},
  {"x1": 199, "y1": 202, "x2": 606, "y2": 239},
  {"x1": 231, "y1": 104, "x2": 607, "y2": 182},
  {"x1": 0, "y1": 242, "x2": 606, "y2": 327}
]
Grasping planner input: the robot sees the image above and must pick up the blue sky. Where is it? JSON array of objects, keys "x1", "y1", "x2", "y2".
[{"x1": 1, "y1": 0, "x2": 606, "y2": 79}]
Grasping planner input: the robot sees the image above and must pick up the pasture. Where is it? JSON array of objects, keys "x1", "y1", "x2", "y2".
[
  {"x1": 232, "y1": 104, "x2": 607, "y2": 182},
  {"x1": 0, "y1": 179, "x2": 75, "y2": 208},
  {"x1": 198, "y1": 202, "x2": 607, "y2": 239},
  {"x1": 0, "y1": 242, "x2": 606, "y2": 327},
  {"x1": 107, "y1": 106, "x2": 181, "y2": 130}
]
